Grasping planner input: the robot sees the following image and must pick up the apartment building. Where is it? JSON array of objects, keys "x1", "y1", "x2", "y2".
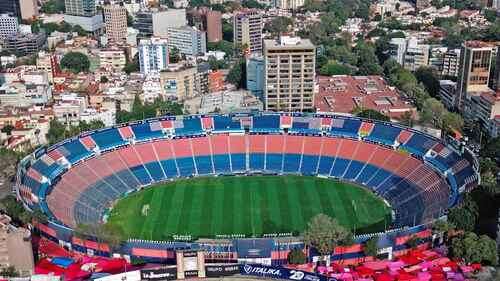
[
  {"x1": 233, "y1": 9, "x2": 263, "y2": 54},
  {"x1": 264, "y1": 36, "x2": 315, "y2": 112},
  {"x1": 138, "y1": 37, "x2": 169, "y2": 75},
  {"x1": 98, "y1": 49, "x2": 126, "y2": 70},
  {"x1": 0, "y1": 14, "x2": 18, "y2": 39},
  {"x1": 103, "y1": 4, "x2": 127, "y2": 44},
  {"x1": 167, "y1": 26, "x2": 207, "y2": 56},
  {"x1": 159, "y1": 66, "x2": 197, "y2": 100}
]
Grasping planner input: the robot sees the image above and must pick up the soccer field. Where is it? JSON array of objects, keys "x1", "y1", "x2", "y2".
[{"x1": 105, "y1": 175, "x2": 392, "y2": 240}]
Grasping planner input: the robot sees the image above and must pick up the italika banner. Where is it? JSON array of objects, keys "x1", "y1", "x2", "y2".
[{"x1": 240, "y1": 264, "x2": 337, "y2": 281}]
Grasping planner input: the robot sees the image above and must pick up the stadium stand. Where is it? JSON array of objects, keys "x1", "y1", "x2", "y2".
[{"x1": 17, "y1": 113, "x2": 479, "y2": 262}]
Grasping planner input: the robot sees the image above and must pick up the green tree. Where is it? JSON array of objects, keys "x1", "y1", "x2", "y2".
[
  {"x1": 0, "y1": 195, "x2": 32, "y2": 225},
  {"x1": 354, "y1": 41, "x2": 383, "y2": 75},
  {"x1": 450, "y1": 232, "x2": 497, "y2": 265},
  {"x1": 354, "y1": 108, "x2": 390, "y2": 121},
  {"x1": 415, "y1": 67, "x2": 440, "y2": 98},
  {"x1": 302, "y1": 214, "x2": 351, "y2": 258},
  {"x1": 207, "y1": 40, "x2": 233, "y2": 57},
  {"x1": 222, "y1": 19, "x2": 233, "y2": 42},
  {"x1": 226, "y1": 58, "x2": 246, "y2": 88},
  {"x1": 47, "y1": 119, "x2": 67, "y2": 145},
  {"x1": 265, "y1": 17, "x2": 294, "y2": 35},
  {"x1": 100, "y1": 76, "x2": 109, "y2": 83},
  {"x1": 169, "y1": 46, "x2": 181, "y2": 63},
  {"x1": 319, "y1": 61, "x2": 352, "y2": 75},
  {"x1": 448, "y1": 206, "x2": 476, "y2": 232},
  {"x1": 1, "y1": 125, "x2": 14, "y2": 135},
  {"x1": 41, "y1": 0, "x2": 65, "y2": 14},
  {"x1": 123, "y1": 53, "x2": 139, "y2": 74},
  {"x1": 60, "y1": 52, "x2": 90, "y2": 74},
  {"x1": 363, "y1": 237, "x2": 378, "y2": 258},
  {"x1": 242, "y1": 0, "x2": 265, "y2": 8},
  {"x1": 0, "y1": 266, "x2": 19, "y2": 278},
  {"x1": 287, "y1": 248, "x2": 307, "y2": 264}
]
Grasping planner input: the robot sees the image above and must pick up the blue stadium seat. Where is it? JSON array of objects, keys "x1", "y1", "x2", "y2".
[
  {"x1": 130, "y1": 165, "x2": 153, "y2": 185},
  {"x1": 402, "y1": 133, "x2": 437, "y2": 156},
  {"x1": 115, "y1": 169, "x2": 140, "y2": 190},
  {"x1": 355, "y1": 164, "x2": 379, "y2": 184},
  {"x1": 131, "y1": 123, "x2": 164, "y2": 141},
  {"x1": 375, "y1": 174, "x2": 402, "y2": 193},
  {"x1": 213, "y1": 116, "x2": 242, "y2": 132},
  {"x1": 194, "y1": 156, "x2": 214, "y2": 175},
  {"x1": 330, "y1": 158, "x2": 349, "y2": 177},
  {"x1": 60, "y1": 140, "x2": 92, "y2": 163},
  {"x1": 252, "y1": 115, "x2": 280, "y2": 132},
  {"x1": 159, "y1": 159, "x2": 179, "y2": 178},
  {"x1": 283, "y1": 154, "x2": 301, "y2": 173},
  {"x1": 22, "y1": 174, "x2": 42, "y2": 195},
  {"x1": 212, "y1": 154, "x2": 231, "y2": 173},
  {"x1": 365, "y1": 124, "x2": 401, "y2": 145},
  {"x1": 176, "y1": 157, "x2": 196, "y2": 177},
  {"x1": 300, "y1": 155, "x2": 319, "y2": 175},
  {"x1": 92, "y1": 128, "x2": 126, "y2": 150},
  {"x1": 342, "y1": 160, "x2": 364, "y2": 180},
  {"x1": 329, "y1": 119, "x2": 361, "y2": 138},
  {"x1": 317, "y1": 156, "x2": 334, "y2": 175},
  {"x1": 265, "y1": 154, "x2": 282, "y2": 172},
  {"x1": 250, "y1": 154, "x2": 265, "y2": 170},
  {"x1": 31, "y1": 158, "x2": 63, "y2": 180},
  {"x1": 230, "y1": 154, "x2": 246, "y2": 171},
  {"x1": 366, "y1": 169, "x2": 392, "y2": 189},
  {"x1": 176, "y1": 118, "x2": 203, "y2": 136},
  {"x1": 144, "y1": 162, "x2": 166, "y2": 181}
]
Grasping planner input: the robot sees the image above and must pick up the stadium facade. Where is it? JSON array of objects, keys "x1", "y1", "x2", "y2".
[{"x1": 16, "y1": 112, "x2": 479, "y2": 264}]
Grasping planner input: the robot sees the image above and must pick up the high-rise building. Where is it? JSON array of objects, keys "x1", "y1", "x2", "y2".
[
  {"x1": 205, "y1": 10, "x2": 222, "y2": 43},
  {"x1": 264, "y1": 36, "x2": 315, "y2": 112},
  {"x1": 0, "y1": 14, "x2": 18, "y2": 39},
  {"x1": 3, "y1": 32, "x2": 46, "y2": 56},
  {"x1": 233, "y1": 9, "x2": 263, "y2": 54},
  {"x1": 65, "y1": 0, "x2": 95, "y2": 16},
  {"x1": 276, "y1": 0, "x2": 305, "y2": 10},
  {"x1": 402, "y1": 38, "x2": 429, "y2": 71},
  {"x1": 456, "y1": 41, "x2": 494, "y2": 111},
  {"x1": 103, "y1": 5, "x2": 127, "y2": 44},
  {"x1": 138, "y1": 37, "x2": 169, "y2": 75},
  {"x1": 388, "y1": 37, "x2": 407, "y2": 65},
  {"x1": 167, "y1": 26, "x2": 206, "y2": 56},
  {"x1": 19, "y1": 0, "x2": 38, "y2": 20},
  {"x1": 494, "y1": 45, "x2": 500, "y2": 91},
  {"x1": 64, "y1": 0, "x2": 104, "y2": 32},
  {"x1": 438, "y1": 80, "x2": 457, "y2": 110},
  {"x1": 246, "y1": 55, "x2": 265, "y2": 99},
  {"x1": 0, "y1": 0, "x2": 21, "y2": 18},
  {"x1": 441, "y1": 48, "x2": 460, "y2": 78},
  {"x1": 134, "y1": 9, "x2": 187, "y2": 40},
  {"x1": 190, "y1": 7, "x2": 222, "y2": 43}
]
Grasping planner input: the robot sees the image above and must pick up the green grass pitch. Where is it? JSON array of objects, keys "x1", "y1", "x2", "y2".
[{"x1": 105, "y1": 175, "x2": 392, "y2": 240}]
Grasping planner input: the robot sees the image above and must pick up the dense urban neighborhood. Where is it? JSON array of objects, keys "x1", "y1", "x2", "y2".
[{"x1": 0, "y1": 0, "x2": 499, "y2": 279}]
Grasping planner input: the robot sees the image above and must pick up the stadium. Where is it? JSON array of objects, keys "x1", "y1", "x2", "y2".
[{"x1": 16, "y1": 112, "x2": 479, "y2": 264}]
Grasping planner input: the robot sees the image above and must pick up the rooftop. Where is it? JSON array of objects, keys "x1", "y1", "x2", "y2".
[
  {"x1": 264, "y1": 37, "x2": 315, "y2": 50},
  {"x1": 315, "y1": 75, "x2": 415, "y2": 119}
]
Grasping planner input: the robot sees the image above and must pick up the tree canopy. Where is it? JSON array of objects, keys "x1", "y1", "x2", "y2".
[
  {"x1": 319, "y1": 61, "x2": 353, "y2": 76},
  {"x1": 302, "y1": 213, "x2": 352, "y2": 256},
  {"x1": 116, "y1": 96, "x2": 183, "y2": 124},
  {"x1": 60, "y1": 52, "x2": 90, "y2": 74},
  {"x1": 226, "y1": 58, "x2": 246, "y2": 88},
  {"x1": 354, "y1": 108, "x2": 390, "y2": 122},
  {"x1": 450, "y1": 232, "x2": 497, "y2": 265},
  {"x1": 265, "y1": 17, "x2": 294, "y2": 35},
  {"x1": 40, "y1": 0, "x2": 65, "y2": 14},
  {"x1": 47, "y1": 119, "x2": 105, "y2": 145},
  {"x1": 287, "y1": 248, "x2": 307, "y2": 264}
]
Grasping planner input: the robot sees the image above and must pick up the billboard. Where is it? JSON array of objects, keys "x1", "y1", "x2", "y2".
[
  {"x1": 140, "y1": 267, "x2": 177, "y2": 281},
  {"x1": 240, "y1": 264, "x2": 336, "y2": 281},
  {"x1": 205, "y1": 264, "x2": 240, "y2": 277}
]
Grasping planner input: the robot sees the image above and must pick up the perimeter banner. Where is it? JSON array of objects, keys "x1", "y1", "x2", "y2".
[{"x1": 240, "y1": 264, "x2": 336, "y2": 281}]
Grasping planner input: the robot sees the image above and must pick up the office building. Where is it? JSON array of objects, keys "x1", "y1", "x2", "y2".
[
  {"x1": 276, "y1": 0, "x2": 305, "y2": 10},
  {"x1": 402, "y1": 38, "x2": 430, "y2": 71},
  {"x1": 441, "y1": 48, "x2": 460, "y2": 78},
  {"x1": 99, "y1": 49, "x2": 126, "y2": 69},
  {"x1": 456, "y1": 41, "x2": 494, "y2": 111},
  {"x1": 388, "y1": 37, "x2": 407, "y2": 65},
  {"x1": 3, "y1": 33, "x2": 46, "y2": 56},
  {"x1": 64, "y1": 0, "x2": 104, "y2": 32},
  {"x1": 160, "y1": 66, "x2": 197, "y2": 100},
  {"x1": 103, "y1": 5, "x2": 127, "y2": 44},
  {"x1": 153, "y1": 9, "x2": 187, "y2": 37},
  {"x1": 438, "y1": 80, "x2": 457, "y2": 110},
  {"x1": 246, "y1": 55, "x2": 265, "y2": 99},
  {"x1": 264, "y1": 36, "x2": 315, "y2": 111},
  {"x1": 19, "y1": 0, "x2": 38, "y2": 20},
  {"x1": 469, "y1": 90, "x2": 500, "y2": 137},
  {"x1": 233, "y1": 9, "x2": 263, "y2": 54},
  {"x1": 65, "y1": 0, "x2": 95, "y2": 16},
  {"x1": 167, "y1": 26, "x2": 206, "y2": 56},
  {"x1": 195, "y1": 62, "x2": 210, "y2": 95},
  {"x1": 134, "y1": 9, "x2": 187, "y2": 39},
  {"x1": 189, "y1": 7, "x2": 222, "y2": 43},
  {"x1": 0, "y1": 0, "x2": 21, "y2": 18},
  {"x1": 0, "y1": 14, "x2": 18, "y2": 39},
  {"x1": 138, "y1": 37, "x2": 169, "y2": 75}
]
